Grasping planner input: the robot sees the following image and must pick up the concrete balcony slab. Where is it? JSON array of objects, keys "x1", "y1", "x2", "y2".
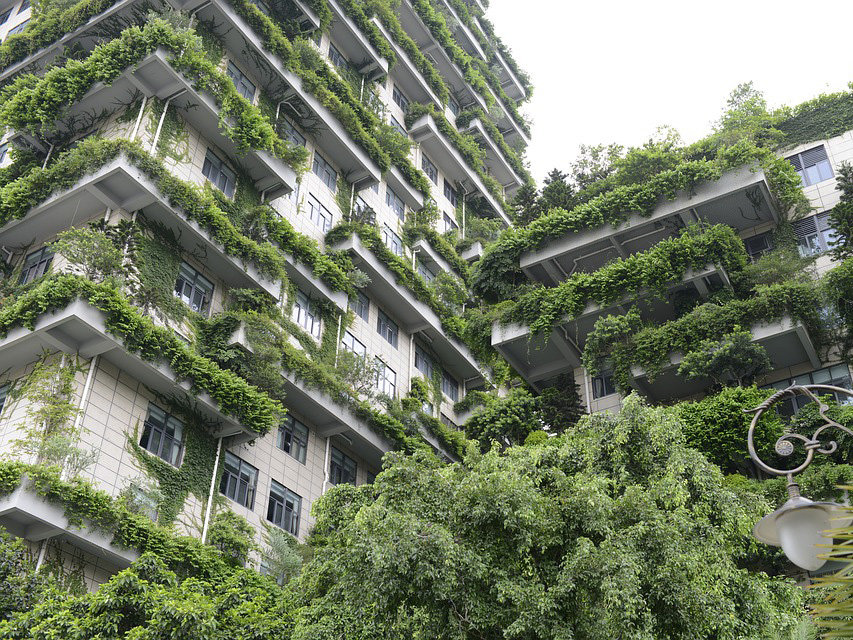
[{"x1": 463, "y1": 117, "x2": 524, "y2": 193}]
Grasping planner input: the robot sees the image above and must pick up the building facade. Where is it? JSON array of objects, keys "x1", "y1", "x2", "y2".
[{"x1": 0, "y1": 0, "x2": 531, "y2": 588}]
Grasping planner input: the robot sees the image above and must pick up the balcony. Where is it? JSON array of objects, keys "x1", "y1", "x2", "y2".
[
  {"x1": 490, "y1": 47, "x2": 527, "y2": 102},
  {"x1": 629, "y1": 316, "x2": 821, "y2": 402},
  {"x1": 0, "y1": 480, "x2": 139, "y2": 570},
  {"x1": 520, "y1": 165, "x2": 779, "y2": 287},
  {"x1": 411, "y1": 237, "x2": 453, "y2": 275},
  {"x1": 491, "y1": 265, "x2": 730, "y2": 391},
  {"x1": 325, "y1": 0, "x2": 390, "y2": 80},
  {"x1": 408, "y1": 112, "x2": 512, "y2": 226},
  {"x1": 0, "y1": 299, "x2": 258, "y2": 442},
  {"x1": 0, "y1": 153, "x2": 282, "y2": 299},
  {"x1": 434, "y1": 0, "x2": 487, "y2": 60},
  {"x1": 331, "y1": 233, "x2": 484, "y2": 386},
  {"x1": 385, "y1": 163, "x2": 426, "y2": 212},
  {"x1": 463, "y1": 117, "x2": 524, "y2": 194},
  {"x1": 185, "y1": 0, "x2": 383, "y2": 189},
  {"x1": 371, "y1": 17, "x2": 444, "y2": 110},
  {"x1": 460, "y1": 241, "x2": 483, "y2": 262}
]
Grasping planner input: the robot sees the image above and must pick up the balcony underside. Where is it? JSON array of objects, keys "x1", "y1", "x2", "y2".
[
  {"x1": 0, "y1": 299, "x2": 255, "y2": 442},
  {"x1": 326, "y1": 0, "x2": 390, "y2": 80},
  {"x1": 0, "y1": 481, "x2": 139, "y2": 569},
  {"x1": 464, "y1": 117, "x2": 524, "y2": 193},
  {"x1": 409, "y1": 113, "x2": 511, "y2": 226},
  {"x1": 0, "y1": 154, "x2": 281, "y2": 299},
  {"x1": 521, "y1": 166, "x2": 779, "y2": 287},
  {"x1": 372, "y1": 17, "x2": 444, "y2": 110},
  {"x1": 332, "y1": 234, "x2": 483, "y2": 386},
  {"x1": 491, "y1": 266, "x2": 729, "y2": 390},
  {"x1": 629, "y1": 316, "x2": 821, "y2": 402}
]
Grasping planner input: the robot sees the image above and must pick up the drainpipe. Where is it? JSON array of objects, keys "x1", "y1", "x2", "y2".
[
  {"x1": 130, "y1": 95, "x2": 147, "y2": 141},
  {"x1": 461, "y1": 191, "x2": 466, "y2": 239},
  {"x1": 321, "y1": 436, "x2": 331, "y2": 494},
  {"x1": 41, "y1": 144, "x2": 54, "y2": 170},
  {"x1": 411, "y1": 247, "x2": 419, "y2": 270},
  {"x1": 583, "y1": 369, "x2": 593, "y2": 414},
  {"x1": 359, "y1": 75, "x2": 365, "y2": 102},
  {"x1": 150, "y1": 91, "x2": 185, "y2": 154},
  {"x1": 34, "y1": 540, "x2": 48, "y2": 571},
  {"x1": 103, "y1": 207, "x2": 112, "y2": 224},
  {"x1": 333, "y1": 314, "x2": 342, "y2": 366},
  {"x1": 71, "y1": 355, "x2": 99, "y2": 433},
  {"x1": 201, "y1": 436, "x2": 223, "y2": 544}
]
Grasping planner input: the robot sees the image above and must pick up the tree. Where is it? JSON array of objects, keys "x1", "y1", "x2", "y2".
[
  {"x1": 829, "y1": 161, "x2": 853, "y2": 261},
  {"x1": 295, "y1": 395, "x2": 808, "y2": 640},
  {"x1": 51, "y1": 227, "x2": 124, "y2": 282},
  {"x1": 569, "y1": 143, "x2": 622, "y2": 192},
  {"x1": 539, "y1": 168, "x2": 575, "y2": 212},
  {"x1": 677, "y1": 327, "x2": 771, "y2": 387}
]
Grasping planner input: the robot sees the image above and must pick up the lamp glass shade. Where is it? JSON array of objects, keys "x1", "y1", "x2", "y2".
[{"x1": 776, "y1": 505, "x2": 833, "y2": 571}]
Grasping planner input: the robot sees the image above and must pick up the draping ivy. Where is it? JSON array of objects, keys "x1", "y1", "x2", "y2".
[
  {"x1": 472, "y1": 140, "x2": 809, "y2": 302},
  {"x1": 0, "y1": 274, "x2": 284, "y2": 434},
  {"x1": 402, "y1": 223, "x2": 471, "y2": 282},
  {"x1": 456, "y1": 107, "x2": 531, "y2": 184},
  {"x1": 582, "y1": 280, "x2": 825, "y2": 391},
  {"x1": 776, "y1": 88, "x2": 853, "y2": 150},
  {"x1": 502, "y1": 225, "x2": 748, "y2": 337}
]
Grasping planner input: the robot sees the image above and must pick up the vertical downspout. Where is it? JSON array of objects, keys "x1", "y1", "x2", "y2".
[
  {"x1": 130, "y1": 95, "x2": 147, "y2": 141},
  {"x1": 34, "y1": 540, "x2": 48, "y2": 571},
  {"x1": 333, "y1": 314, "x2": 343, "y2": 366},
  {"x1": 583, "y1": 370, "x2": 593, "y2": 414},
  {"x1": 461, "y1": 192, "x2": 466, "y2": 239},
  {"x1": 41, "y1": 144, "x2": 54, "y2": 169},
  {"x1": 321, "y1": 436, "x2": 331, "y2": 494},
  {"x1": 150, "y1": 92, "x2": 183, "y2": 154},
  {"x1": 72, "y1": 355, "x2": 99, "y2": 432},
  {"x1": 201, "y1": 437, "x2": 223, "y2": 544}
]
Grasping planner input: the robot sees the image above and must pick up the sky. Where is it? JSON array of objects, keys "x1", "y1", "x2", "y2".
[{"x1": 487, "y1": 0, "x2": 853, "y2": 184}]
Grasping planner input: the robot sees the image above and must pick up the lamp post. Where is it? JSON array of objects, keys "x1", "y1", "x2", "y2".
[{"x1": 747, "y1": 384, "x2": 853, "y2": 571}]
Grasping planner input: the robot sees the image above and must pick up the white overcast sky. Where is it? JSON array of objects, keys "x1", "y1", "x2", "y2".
[{"x1": 488, "y1": 0, "x2": 853, "y2": 185}]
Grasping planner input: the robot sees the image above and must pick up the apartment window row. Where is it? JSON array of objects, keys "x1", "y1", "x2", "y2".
[
  {"x1": 328, "y1": 43, "x2": 348, "y2": 71},
  {"x1": 281, "y1": 118, "x2": 306, "y2": 147},
  {"x1": 787, "y1": 145, "x2": 833, "y2": 187},
  {"x1": 389, "y1": 115, "x2": 407, "y2": 137},
  {"x1": 744, "y1": 232, "x2": 773, "y2": 261},
  {"x1": 421, "y1": 154, "x2": 438, "y2": 184},
  {"x1": 375, "y1": 360, "x2": 396, "y2": 397},
  {"x1": 341, "y1": 330, "x2": 366, "y2": 356},
  {"x1": 226, "y1": 61, "x2": 257, "y2": 102},
  {"x1": 293, "y1": 289, "x2": 322, "y2": 340},
  {"x1": 312, "y1": 151, "x2": 337, "y2": 192},
  {"x1": 414, "y1": 346, "x2": 459, "y2": 401},
  {"x1": 793, "y1": 213, "x2": 837, "y2": 257},
  {"x1": 444, "y1": 180, "x2": 458, "y2": 207},
  {"x1": 350, "y1": 291, "x2": 369, "y2": 321},
  {"x1": 18, "y1": 246, "x2": 53, "y2": 285},
  {"x1": 417, "y1": 260, "x2": 436, "y2": 283},
  {"x1": 377, "y1": 309, "x2": 398, "y2": 348},
  {"x1": 386, "y1": 187, "x2": 405, "y2": 220},
  {"x1": 330, "y1": 446, "x2": 357, "y2": 485},
  {"x1": 762, "y1": 364, "x2": 853, "y2": 418},
  {"x1": 443, "y1": 212, "x2": 459, "y2": 234},
  {"x1": 392, "y1": 85, "x2": 410, "y2": 112}
]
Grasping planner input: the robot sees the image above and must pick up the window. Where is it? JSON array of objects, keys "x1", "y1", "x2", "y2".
[
  {"x1": 350, "y1": 291, "x2": 369, "y2": 321},
  {"x1": 443, "y1": 180, "x2": 458, "y2": 207},
  {"x1": 267, "y1": 480, "x2": 302, "y2": 535},
  {"x1": 18, "y1": 246, "x2": 53, "y2": 284},
  {"x1": 219, "y1": 452, "x2": 258, "y2": 509},
  {"x1": 788, "y1": 146, "x2": 833, "y2": 187},
  {"x1": 226, "y1": 61, "x2": 256, "y2": 102},
  {"x1": 139, "y1": 404, "x2": 184, "y2": 466},
  {"x1": 448, "y1": 97, "x2": 460, "y2": 117},
  {"x1": 312, "y1": 151, "x2": 337, "y2": 192},
  {"x1": 392, "y1": 85, "x2": 410, "y2": 111},
  {"x1": 442, "y1": 212, "x2": 458, "y2": 234},
  {"x1": 415, "y1": 345, "x2": 434, "y2": 378},
  {"x1": 202, "y1": 149, "x2": 236, "y2": 197},
  {"x1": 0, "y1": 383, "x2": 8, "y2": 416},
  {"x1": 377, "y1": 310, "x2": 398, "y2": 348},
  {"x1": 250, "y1": 0, "x2": 270, "y2": 14},
  {"x1": 353, "y1": 195, "x2": 374, "y2": 223},
  {"x1": 441, "y1": 370, "x2": 459, "y2": 402},
  {"x1": 763, "y1": 365, "x2": 853, "y2": 418},
  {"x1": 7, "y1": 18, "x2": 28, "y2": 35},
  {"x1": 328, "y1": 43, "x2": 348, "y2": 70},
  {"x1": 743, "y1": 232, "x2": 772, "y2": 261},
  {"x1": 0, "y1": 9, "x2": 11, "y2": 24},
  {"x1": 417, "y1": 260, "x2": 436, "y2": 283},
  {"x1": 277, "y1": 415, "x2": 308, "y2": 464},
  {"x1": 389, "y1": 115, "x2": 407, "y2": 137},
  {"x1": 375, "y1": 360, "x2": 396, "y2": 397},
  {"x1": 793, "y1": 213, "x2": 838, "y2": 257},
  {"x1": 0, "y1": 143, "x2": 7, "y2": 163},
  {"x1": 421, "y1": 154, "x2": 438, "y2": 184},
  {"x1": 174, "y1": 261, "x2": 214, "y2": 314},
  {"x1": 386, "y1": 186, "x2": 405, "y2": 220},
  {"x1": 341, "y1": 330, "x2": 366, "y2": 355},
  {"x1": 592, "y1": 371, "x2": 616, "y2": 399},
  {"x1": 330, "y1": 446, "x2": 357, "y2": 485},
  {"x1": 307, "y1": 195, "x2": 333, "y2": 232},
  {"x1": 382, "y1": 225, "x2": 403, "y2": 257},
  {"x1": 293, "y1": 289, "x2": 321, "y2": 339},
  {"x1": 281, "y1": 118, "x2": 306, "y2": 147},
  {"x1": 441, "y1": 413, "x2": 457, "y2": 429}
]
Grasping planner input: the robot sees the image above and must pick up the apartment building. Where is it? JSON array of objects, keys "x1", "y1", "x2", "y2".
[
  {"x1": 0, "y1": 0, "x2": 530, "y2": 588},
  {"x1": 492, "y1": 125, "x2": 853, "y2": 417}
]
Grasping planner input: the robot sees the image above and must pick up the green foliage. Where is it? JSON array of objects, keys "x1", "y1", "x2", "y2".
[
  {"x1": 296, "y1": 395, "x2": 808, "y2": 639},
  {"x1": 208, "y1": 510, "x2": 256, "y2": 568},
  {"x1": 51, "y1": 226, "x2": 125, "y2": 282},
  {"x1": 829, "y1": 161, "x2": 853, "y2": 261},
  {"x1": 402, "y1": 221, "x2": 471, "y2": 281},
  {"x1": 0, "y1": 274, "x2": 284, "y2": 434},
  {"x1": 261, "y1": 526, "x2": 303, "y2": 585},
  {"x1": 0, "y1": 552, "x2": 297, "y2": 639},
  {"x1": 456, "y1": 108, "x2": 532, "y2": 183},
  {"x1": 0, "y1": 531, "x2": 51, "y2": 622},
  {"x1": 776, "y1": 85, "x2": 853, "y2": 150},
  {"x1": 677, "y1": 327, "x2": 772, "y2": 387},
  {"x1": 583, "y1": 281, "x2": 824, "y2": 391},
  {"x1": 7, "y1": 352, "x2": 95, "y2": 479}
]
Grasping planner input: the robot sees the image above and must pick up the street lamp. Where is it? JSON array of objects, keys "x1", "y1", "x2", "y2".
[{"x1": 747, "y1": 384, "x2": 853, "y2": 571}]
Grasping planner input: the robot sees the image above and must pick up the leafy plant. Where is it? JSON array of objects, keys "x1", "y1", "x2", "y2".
[{"x1": 677, "y1": 327, "x2": 772, "y2": 387}]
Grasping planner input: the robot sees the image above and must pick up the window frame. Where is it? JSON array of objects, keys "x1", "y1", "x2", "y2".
[
  {"x1": 7, "y1": 18, "x2": 28, "y2": 34},
  {"x1": 421, "y1": 154, "x2": 438, "y2": 184},
  {"x1": 201, "y1": 148, "x2": 237, "y2": 197},
  {"x1": 18, "y1": 246, "x2": 53, "y2": 284},
  {"x1": 292, "y1": 289, "x2": 322, "y2": 339},
  {"x1": 392, "y1": 85, "x2": 410, "y2": 112},
  {"x1": 375, "y1": 360, "x2": 396, "y2": 397},
  {"x1": 139, "y1": 404, "x2": 185, "y2": 467},
  {"x1": 376, "y1": 309, "x2": 399, "y2": 348},
  {"x1": 591, "y1": 371, "x2": 617, "y2": 399},
  {"x1": 277, "y1": 415, "x2": 308, "y2": 464},
  {"x1": 382, "y1": 225, "x2": 404, "y2": 257},
  {"x1": 219, "y1": 452, "x2": 259, "y2": 509},
  {"x1": 267, "y1": 480, "x2": 302, "y2": 536},
  {"x1": 385, "y1": 186, "x2": 405, "y2": 220},
  {"x1": 787, "y1": 145, "x2": 834, "y2": 187},
  {"x1": 441, "y1": 369, "x2": 459, "y2": 402},
  {"x1": 174, "y1": 261, "x2": 215, "y2": 315},
  {"x1": 350, "y1": 291, "x2": 369, "y2": 321},
  {"x1": 329, "y1": 446, "x2": 357, "y2": 485},
  {"x1": 443, "y1": 180, "x2": 458, "y2": 207},
  {"x1": 226, "y1": 60, "x2": 257, "y2": 102},
  {"x1": 311, "y1": 152, "x2": 338, "y2": 192},
  {"x1": 341, "y1": 330, "x2": 367, "y2": 356},
  {"x1": 307, "y1": 194, "x2": 333, "y2": 232},
  {"x1": 0, "y1": 383, "x2": 8, "y2": 417},
  {"x1": 414, "y1": 345, "x2": 434, "y2": 378}
]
